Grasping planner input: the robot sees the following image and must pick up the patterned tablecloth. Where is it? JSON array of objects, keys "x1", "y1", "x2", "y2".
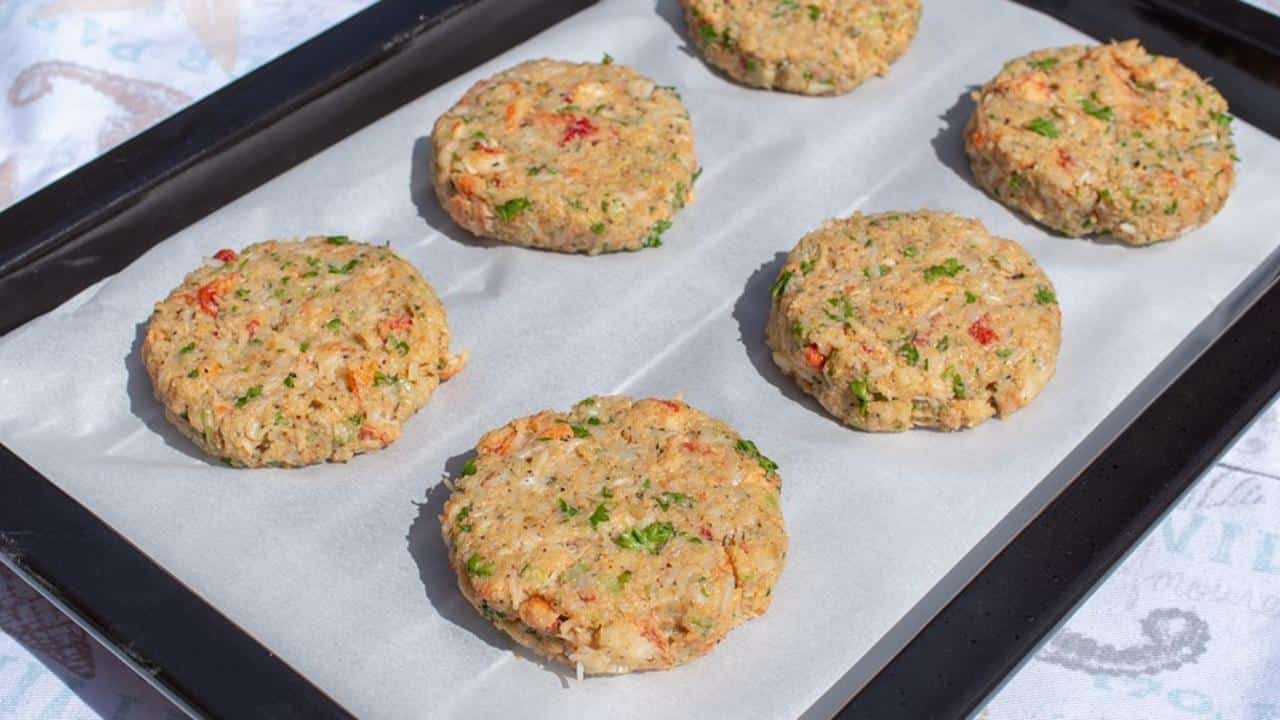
[{"x1": 2, "y1": 2, "x2": 1279, "y2": 718}]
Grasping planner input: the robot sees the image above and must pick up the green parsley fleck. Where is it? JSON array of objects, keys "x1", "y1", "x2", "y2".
[
  {"x1": 328, "y1": 259, "x2": 359, "y2": 274},
  {"x1": 965, "y1": 290, "x2": 978, "y2": 304},
  {"x1": 590, "y1": 222, "x2": 606, "y2": 234},
  {"x1": 1025, "y1": 117, "x2": 1060, "y2": 138},
  {"x1": 234, "y1": 384, "x2": 263, "y2": 408},
  {"x1": 461, "y1": 457, "x2": 477, "y2": 476},
  {"x1": 996, "y1": 349, "x2": 1014, "y2": 359},
  {"x1": 807, "y1": 3, "x2": 821, "y2": 20},
  {"x1": 465, "y1": 553, "x2": 494, "y2": 577},
  {"x1": 1034, "y1": 286, "x2": 1058, "y2": 305},
  {"x1": 899, "y1": 341, "x2": 920, "y2": 366},
  {"x1": 373, "y1": 371, "x2": 398, "y2": 387},
  {"x1": 850, "y1": 377, "x2": 871, "y2": 413},
  {"x1": 570, "y1": 424, "x2": 590, "y2": 438},
  {"x1": 558, "y1": 498, "x2": 580, "y2": 518},
  {"x1": 325, "y1": 235, "x2": 350, "y2": 245},
  {"x1": 936, "y1": 335, "x2": 950, "y2": 352},
  {"x1": 656, "y1": 492, "x2": 692, "y2": 511},
  {"x1": 179, "y1": 342, "x2": 195, "y2": 355},
  {"x1": 601, "y1": 52, "x2": 614, "y2": 65},
  {"x1": 1028, "y1": 57, "x2": 1059, "y2": 71},
  {"x1": 325, "y1": 317, "x2": 343, "y2": 332},
  {"x1": 642, "y1": 219, "x2": 673, "y2": 248},
  {"x1": 188, "y1": 368, "x2": 199, "y2": 378},
  {"x1": 770, "y1": 270, "x2": 794, "y2": 303},
  {"x1": 284, "y1": 372, "x2": 296, "y2": 388},
  {"x1": 495, "y1": 197, "x2": 533, "y2": 222},
  {"x1": 589, "y1": 503, "x2": 610, "y2": 530},
  {"x1": 1080, "y1": 95, "x2": 1114, "y2": 121},
  {"x1": 945, "y1": 367, "x2": 967, "y2": 399},
  {"x1": 1009, "y1": 173, "x2": 1026, "y2": 191},
  {"x1": 735, "y1": 438, "x2": 778, "y2": 474},
  {"x1": 1210, "y1": 111, "x2": 1233, "y2": 127},
  {"x1": 924, "y1": 258, "x2": 965, "y2": 280},
  {"x1": 455, "y1": 504, "x2": 473, "y2": 532},
  {"x1": 800, "y1": 258, "x2": 816, "y2": 274},
  {"x1": 614, "y1": 522, "x2": 676, "y2": 555}
]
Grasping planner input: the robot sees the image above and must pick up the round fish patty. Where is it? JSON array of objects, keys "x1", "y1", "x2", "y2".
[
  {"x1": 766, "y1": 211, "x2": 1061, "y2": 431},
  {"x1": 431, "y1": 59, "x2": 698, "y2": 254},
  {"x1": 678, "y1": 0, "x2": 920, "y2": 95},
  {"x1": 440, "y1": 396, "x2": 787, "y2": 674},
  {"x1": 965, "y1": 40, "x2": 1236, "y2": 245},
  {"x1": 142, "y1": 237, "x2": 465, "y2": 467}
]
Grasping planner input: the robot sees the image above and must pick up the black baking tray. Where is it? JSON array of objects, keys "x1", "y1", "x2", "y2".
[{"x1": 1, "y1": 1, "x2": 1278, "y2": 718}]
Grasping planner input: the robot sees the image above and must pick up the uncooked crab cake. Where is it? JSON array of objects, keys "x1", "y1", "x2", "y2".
[
  {"x1": 678, "y1": 0, "x2": 921, "y2": 95},
  {"x1": 766, "y1": 211, "x2": 1061, "y2": 431},
  {"x1": 440, "y1": 396, "x2": 787, "y2": 674},
  {"x1": 142, "y1": 237, "x2": 465, "y2": 467},
  {"x1": 965, "y1": 40, "x2": 1237, "y2": 245},
  {"x1": 431, "y1": 58, "x2": 698, "y2": 254}
]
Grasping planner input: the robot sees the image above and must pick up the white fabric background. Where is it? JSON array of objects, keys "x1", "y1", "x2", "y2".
[{"x1": 0, "y1": 2, "x2": 1277, "y2": 719}]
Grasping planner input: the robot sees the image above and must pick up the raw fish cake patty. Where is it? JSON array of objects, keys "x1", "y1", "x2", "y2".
[
  {"x1": 440, "y1": 395, "x2": 787, "y2": 674},
  {"x1": 766, "y1": 211, "x2": 1061, "y2": 431},
  {"x1": 965, "y1": 40, "x2": 1236, "y2": 245},
  {"x1": 432, "y1": 59, "x2": 698, "y2": 254},
  {"x1": 142, "y1": 237, "x2": 464, "y2": 467}
]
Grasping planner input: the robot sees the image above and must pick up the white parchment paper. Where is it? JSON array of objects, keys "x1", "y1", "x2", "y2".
[{"x1": 2, "y1": 1, "x2": 1279, "y2": 718}]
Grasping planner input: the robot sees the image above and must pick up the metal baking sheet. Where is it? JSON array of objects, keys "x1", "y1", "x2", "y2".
[{"x1": 1, "y1": 1, "x2": 1279, "y2": 718}]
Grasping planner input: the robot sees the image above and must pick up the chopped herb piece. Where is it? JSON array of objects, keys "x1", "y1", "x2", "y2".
[
  {"x1": 656, "y1": 492, "x2": 692, "y2": 511},
  {"x1": 602, "y1": 486, "x2": 614, "y2": 499},
  {"x1": 461, "y1": 457, "x2": 477, "y2": 476},
  {"x1": 325, "y1": 235, "x2": 350, "y2": 245},
  {"x1": 1210, "y1": 110, "x2": 1233, "y2": 127},
  {"x1": 589, "y1": 503, "x2": 610, "y2": 530},
  {"x1": 480, "y1": 601, "x2": 505, "y2": 621},
  {"x1": 601, "y1": 52, "x2": 614, "y2": 65},
  {"x1": 325, "y1": 317, "x2": 343, "y2": 332},
  {"x1": 772, "y1": 0, "x2": 797, "y2": 16},
  {"x1": 850, "y1": 377, "x2": 871, "y2": 413},
  {"x1": 699, "y1": 23, "x2": 718, "y2": 43},
  {"x1": 373, "y1": 372, "x2": 398, "y2": 387},
  {"x1": 300, "y1": 340, "x2": 311, "y2": 352},
  {"x1": 770, "y1": 270, "x2": 794, "y2": 302},
  {"x1": 179, "y1": 342, "x2": 195, "y2": 355},
  {"x1": 1009, "y1": 173, "x2": 1026, "y2": 191},
  {"x1": 996, "y1": 349, "x2": 1014, "y2": 359},
  {"x1": 899, "y1": 341, "x2": 920, "y2": 366},
  {"x1": 465, "y1": 553, "x2": 494, "y2": 577},
  {"x1": 615, "y1": 570, "x2": 632, "y2": 590},
  {"x1": 1025, "y1": 117, "x2": 1060, "y2": 138},
  {"x1": 807, "y1": 3, "x2": 821, "y2": 19},
  {"x1": 800, "y1": 258, "x2": 816, "y2": 274},
  {"x1": 579, "y1": 396, "x2": 597, "y2": 407},
  {"x1": 965, "y1": 290, "x2": 978, "y2": 304},
  {"x1": 234, "y1": 384, "x2": 263, "y2": 408},
  {"x1": 188, "y1": 368, "x2": 199, "y2": 378},
  {"x1": 1034, "y1": 286, "x2": 1058, "y2": 305},
  {"x1": 735, "y1": 438, "x2": 779, "y2": 473},
  {"x1": 284, "y1": 372, "x2": 296, "y2": 388},
  {"x1": 587, "y1": 416, "x2": 601, "y2": 425},
  {"x1": 945, "y1": 367, "x2": 967, "y2": 399},
  {"x1": 1080, "y1": 95, "x2": 1114, "y2": 121},
  {"x1": 1165, "y1": 200, "x2": 1179, "y2": 215},
  {"x1": 924, "y1": 258, "x2": 965, "y2": 280},
  {"x1": 570, "y1": 424, "x2": 590, "y2": 438},
  {"x1": 455, "y1": 504, "x2": 473, "y2": 532},
  {"x1": 936, "y1": 335, "x2": 950, "y2": 351},
  {"x1": 558, "y1": 498, "x2": 580, "y2": 518},
  {"x1": 328, "y1": 259, "x2": 359, "y2": 274},
  {"x1": 301, "y1": 270, "x2": 319, "y2": 278},
  {"x1": 643, "y1": 219, "x2": 673, "y2": 248},
  {"x1": 590, "y1": 222, "x2": 606, "y2": 234},
  {"x1": 1133, "y1": 79, "x2": 1157, "y2": 92},
  {"x1": 613, "y1": 522, "x2": 675, "y2": 555},
  {"x1": 495, "y1": 197, "x2": 533, "y2": 222},
  {"x1": 1028, "y1": 57, "x2": 1059, "y2": 71},
  {"x1": 392, "y1": 338, "x2": 410, "y2": 355},
  {"x1": 902, "y1": 245, "x2": 918, "y2": 258}
]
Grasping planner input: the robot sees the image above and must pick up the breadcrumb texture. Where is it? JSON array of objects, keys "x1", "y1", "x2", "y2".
[
  {"x1": 965, "y1": 40, "x2": 1236, "y2": 245},
  {"x1": 142, "y1": 237, "x2": 464, "y2": 467},
  {"x1": 441, "y1": 396, "x2": 787, "y2": 674},
  {"x1": 766, "y1": 211, "x2": 1062, "y2": 431}
]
